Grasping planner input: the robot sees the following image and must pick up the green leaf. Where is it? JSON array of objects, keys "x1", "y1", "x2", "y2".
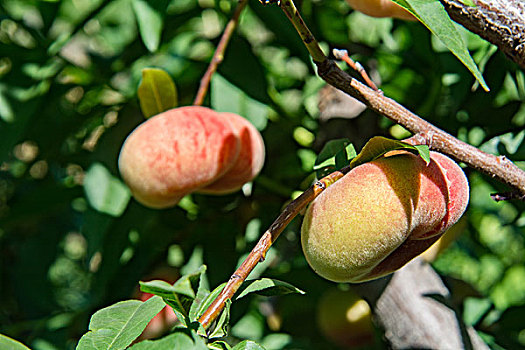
[
  {"x1": 335, "y1": 144, "x2": 358, "y2": 170},
  {"x1": 128, "y1": 331, "x2": 208, "y2": 350},
  {"x1": 0, "y1": 84, "x2": 15, "y2": 122},
  {"x1": 218, "y1": 34, "x2": 273, "y2": 106},
  {"x1": 140, "y1": 265, "x2": 206, "y2": 325},
  {"x1": 392, "y1": 0, "x2": 489, "y2": 91},
  {"x1": 139, "y1": 280, "x2": 184, "y2": 299},
  {"x1": 463, "y1": 297, "x2": 492, "y2": 326},
  {"x1": 208, "y1": 299, "x2": 231, "y2": 340},
  {"x1": 236, "y1": 278, "x2": 305, "y2": 300},
  {"x1": 0, "y1": 334, "x2": 31, "y2": 350},
  {"x1": 231, "y1": 340, "x2": 266, "y2": 350},
  {"x1": 208, "y1": 340, "x2": 232, "y2": 350},
  {"x1": 131, "y1": 0, "x2": 170, "y2": 52},
  {"x1": 349, "y1": 136, "x2": 430, "y2": 169},
  {"x1": 313, "y1": 139, "x2": 356, "y2": 178},
  {"x1": 211, "y1": 74, "x2": 268, "y2": 131},
  {"x1": 84, "y1": 163, "x2": 131, "y2": 217},
  {"x1": 137, "y1": 68, "x2": 177, "y2": 118},
  {"x1": 76, "y1": 296, "x2": 166, "y2": 350},
  {"x1": 413, "y1": 144, "x2": 431, "y2": 163},
  {"x1": 190, "y1": 282, "x2": 226, "y2": 322}
]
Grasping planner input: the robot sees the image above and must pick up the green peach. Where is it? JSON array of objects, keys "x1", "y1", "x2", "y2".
[{"x1": 301, "y1": 151, "x2": 469, "y2": 283}]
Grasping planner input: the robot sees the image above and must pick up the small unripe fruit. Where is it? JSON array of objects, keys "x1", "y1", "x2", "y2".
[
  {"x1": 317, "y1": 288, "x2": 374, "y2": 349},
  {"x1": 301, "y1": 151, "x2": 469, "y2": 283},
  {"x1": 346, "y1": 0, "x2": 416, "y2": 21},
  {"x1": 118, "y1": 106, "x2": 265, "y2": 209}
]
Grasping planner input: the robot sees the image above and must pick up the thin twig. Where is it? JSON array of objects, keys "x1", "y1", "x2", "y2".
[
  {"x1": 333, "y1": 49, "x2": 380, "y2": 92},
  {"x1": 198, "y1": 169, "x2": 348, "y2": 329},
  {"x1": 277, "y1": 0, "x2": 327, "y2": 63},
  {"x1": 193, "y1": 0, "x2": 249, "y2": 106}
]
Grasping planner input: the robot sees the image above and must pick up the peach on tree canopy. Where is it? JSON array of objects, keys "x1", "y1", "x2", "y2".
[
  {"x1": 118, "y1": 106, "x2": 265, "y2": 209},
  {"x1": 301, "y1": 151, "x2": 469, "y2": 283}
]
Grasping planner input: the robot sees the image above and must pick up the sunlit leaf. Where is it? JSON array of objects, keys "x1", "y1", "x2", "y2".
[
  {"x1": 84, "y1": 163, "x2": 131, "y2": 217},
  {"x1": 236, "y1": 278, "x2": 305, "y2": 300},
  {"x1": 208, "y1": 340, "x2": 232, "y2": 350},
  {"x1": 231, "y1": 340, "x2": 265, "y2": 350},
  {"x1": 140, "y1": 265, "x2": 206, "y2": 325},
  {"x1": 128, "y1": 331, "x2": 208, "y2": 350},
  {"x1": 211, "y1": 74, "x2": 268, "y2": 131},
  {"x1": 137, "y1": 68, "x2": 177, "y2": 118},
  {"x1": 190, "y1": 282, "x2": 226, "y2": 322},
  {"x1": 314, "y1": 139, "x2": 356, "y2": 178},
  {"x1": 76, "y1": 296, "x2": 166, "y2": 350},
  {"x1": 208, "y1": 299, "x2": 231, "y2": 339},
  {"x1": 392, "y1": 0, "x2": 489, "y2": 91},
  {"x1": 350, "y1": 136, "x2": 430, "y2": 169},
  {"x1": 132, "y1": 0, "x2": 170, "y2": 52}
]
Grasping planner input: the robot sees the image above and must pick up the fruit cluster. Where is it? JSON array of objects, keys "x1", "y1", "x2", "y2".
[
  {"x1": 301, "y1": 150, "x2": 469, "y2": 283},
  {"x1": 119, "y1": 106, "x2": 265, "y2": 209}
]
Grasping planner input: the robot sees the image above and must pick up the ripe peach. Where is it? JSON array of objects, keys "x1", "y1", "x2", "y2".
[
  {"x1": 118, "y1": 106, "x2": 265, "y2": 208},
  {"x1": 317, "y1": 288, "x2": 374, "y2": 348},
  {"x1": 346, "y1": 0, "x2": 416, "y2": 21},
  {"x1": 199, "y1": 112, "x2": 265, "y2": 194},
  {"x1": 118, "y1": 106, "x2": 238, "y2": 208},
  {"x1": 301, "y1": 151, "x2": 469, "y2": 283}
]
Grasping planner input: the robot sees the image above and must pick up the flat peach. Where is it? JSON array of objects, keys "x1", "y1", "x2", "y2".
[
  {"x1": 301, "y1": 151, "x2": 469, "y2": 282},
  {"x1": 118, "y1": 106, "x2": 240, "y2": 208}
]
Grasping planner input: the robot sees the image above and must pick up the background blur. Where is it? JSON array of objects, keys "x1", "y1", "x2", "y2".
[{"x1": 0, "y1": 0, "x2": 524, "y2": 349}]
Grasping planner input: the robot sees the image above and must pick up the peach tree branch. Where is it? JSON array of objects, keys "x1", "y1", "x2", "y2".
[
  {"x1": 193, "y1": 0, "x2": 249, "y2": 106},
  {"x1": 276, "y1": 0, "x2": 525, "y2": 196},
  {"x1": 199, "y1": 0, "x2": 525, "y2": 333},
  {"x1": 198, "y1": 170, "x2": 347, "y2": 329}
]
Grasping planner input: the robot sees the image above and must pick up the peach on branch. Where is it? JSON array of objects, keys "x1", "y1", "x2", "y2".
[
  {"x1": 301, "y1": 150, "x2": 469, "y2": 283},
  {"x1": 346, "y1": 0, "x2": 416, "y2": 20},
  {"x1": 118, "y1": 106, "x2": 265, "y2": 209}
]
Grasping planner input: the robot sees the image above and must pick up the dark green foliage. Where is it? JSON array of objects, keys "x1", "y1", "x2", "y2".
[{"x1": 0, "y1": 0, "x2": 524, "y2": 349}]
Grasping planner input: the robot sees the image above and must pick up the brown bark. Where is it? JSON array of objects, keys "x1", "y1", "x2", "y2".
[{"x1": 440, "y1": 0, "x2": 525, "y2": 68}]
